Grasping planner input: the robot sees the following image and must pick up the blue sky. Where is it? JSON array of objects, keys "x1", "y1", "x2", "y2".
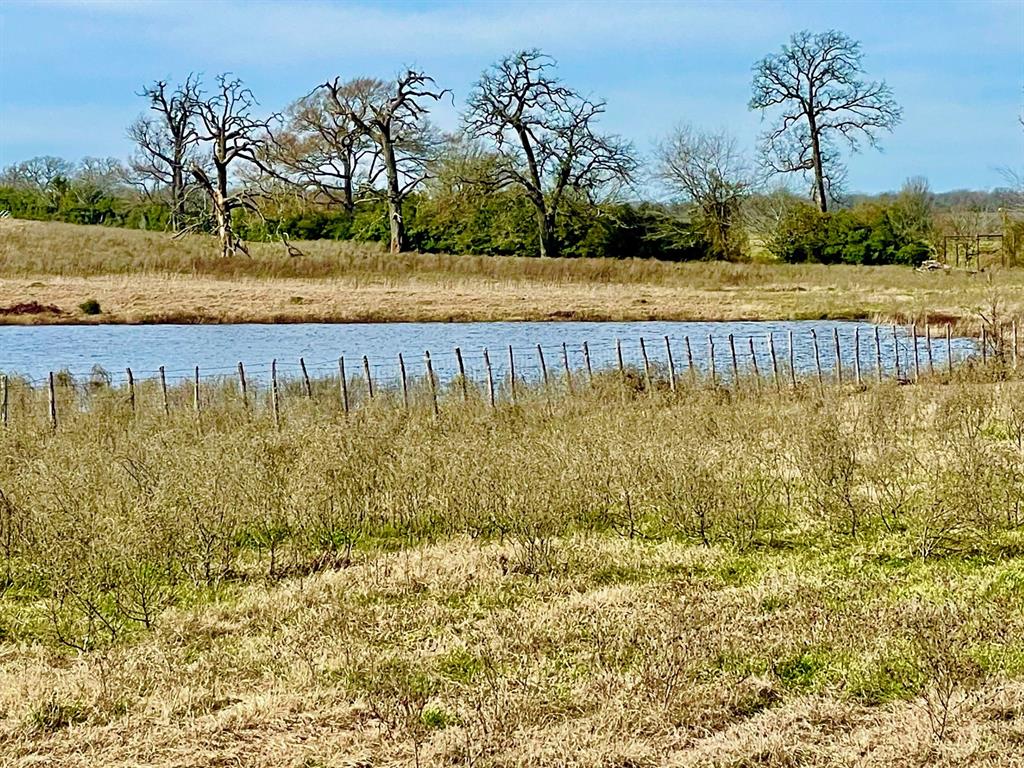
[{"x1": 1, "y1": 0, "x2": 1021, "y2": 193}]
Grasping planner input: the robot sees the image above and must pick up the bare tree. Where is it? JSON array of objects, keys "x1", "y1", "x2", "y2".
[
  {"x1": 189, "y1": 74, "x2": 275, "y2": 258},
  {"x1": 267, "y1": 89, "x2": 374, "y2": 213},
  {"x1": 321, "y1": 71, "x2": 447, "y2": 253},
  {"x1": 465, "y1": 49, "x2": 636, "y2": 258},
  {"x1": 0, "y1": 156, "x2": 74, "y2": 194},
  {"x1": 750, "y1": 30, "x2": 901, "y2": 212},
  {"x1": 127, "y1": 76, "x2": 200, "y2": 230},
  {"x1": 656, "y1": 126, "x2": 752, "y2": 260}
]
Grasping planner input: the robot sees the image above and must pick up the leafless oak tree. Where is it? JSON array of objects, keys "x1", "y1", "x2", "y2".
[
  {"x1": 464, "y1": 49, "x2": 636, "y2": 258},
  {"x1": 656, "y1": 126, "x2": 752, "y2": 260},
  {"x1": 127, "y1": 76, "x2": 200, "y2": 230},
  {"x1": 0, "y1": 155, "x2": 74, "y2": 193},
  {"x1": 321, "y1": 71, "x2": 447, "y2": 253},
  {"x1": 750, "y1": 30, "x2": 901, "y2": 212},
  {"x1": 189, "y1": 74, "x2": 276, "y2": 258}
]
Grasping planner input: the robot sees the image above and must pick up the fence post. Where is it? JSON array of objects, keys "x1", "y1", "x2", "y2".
[
  {"x1": 398, "y1": 353, "x2": 409, "y2": 408},
  {"x1": 483, "y1": 348, "x2": 495, "y2": 408},
  {"x1": 664, "y1": 336, "x2": 676, "y2": 392},
  {"x1": 853, "y1": 327, "x2": 862, "y2": 387},
  {"x1": 728, "y1": 334, "x2": 739, "y2": 386},
  {"x1": 0, "y1": 374, "x2": 7, "y2": 427},
  {"x1": 874, "y1": 326, "x2": 883, "y2": 384},
  {"x1": 748, "y1": 337, "x2": 761, "y2": 392},
  {"x1": 238, "y1": 362, "x2": 248, "y2": 409},
  {"x1": 583, "y1": 341, "x2": 594, "y2": 385},
  {"x1": 708, "y1": 335, "x2": 717, "y2": 386},
  {"x1": 639, "y1": 337, "x2": 652, "y2": 391},
  {"x1": 925, "y1": 324, "x2": 934, "y2": 376},
  {"x1": 362, "y1": 355, "x2": 374, "y2": 400},
  {"x1": 536, "y1": 344, "x2": 549, "y2": 389},
  {"x1": 193, "y1": 366, "x2": 200, "y2": 416},
  {"x1": 911, "y1": 324, "x2": 920, "y2": 382},
  {"x1": 562, "y1": 342, "x2": 574, "y2": 393},
  {"x1": 300, "y1": 357, "x2": 312, "y2": 398},
  {"x1": 811, "y1": 330, "x2": 823, "y2": 390},
  {"x1": 768, "y1": 333, "x2": 780, "y2": 391},
  {"x1": 788, "y1": 330, "x2": 796, "y2": 390},
  {"x1": 159, "y1": 365, "x2": 169, "y2": 416},
  {"x1": 685, "y1": 336, "x2": 695, "y2": 384},
  {"x1": 48, "y1": 372, "x2": 57, "y2": 430},
  {"x1": 455, "y1": 347, "x2": 469, "y2": 402},
  {"x1": 892, "y1": 325, "x2": 901, "y2": 380},
  {"x1": 126, "y1": 367, "x2": 136, "y2": 413},
  {"x1": 832, "y1": 328, "x2": 843, "y2": 385},
  {"x1": 507, "y1": 345, "x2": 517, "y2": 404},
  {"x1": 946, "y1": 325, "x2": 953, "y2": 375},
  {"x1": 424, "y1": 351, "x2": 439, "y2": 418},
  {"x1": 981, "y1": 326, "x2": 988, "y2": 365},
  {"x1": 338, "y1": 357, "x2": 349, "y2": 416},
  {"x1": 616, "y1": 339, "x2": 625, "y2": 377},
  {"x1": 271, "y1": 359, "x2": 280, "y2": 428},
  {"x1": 1012, "y1": 320, "x2": 1019, "y2": 370}
]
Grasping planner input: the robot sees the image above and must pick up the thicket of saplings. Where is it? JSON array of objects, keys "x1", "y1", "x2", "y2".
[{"x1": 0, "y1": 362, "x2": 1022, "y2": 659}]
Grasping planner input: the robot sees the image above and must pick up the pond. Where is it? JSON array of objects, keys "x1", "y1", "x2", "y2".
[{"x1": 0, "y1": 320, "x2": 976, "y2": 388}]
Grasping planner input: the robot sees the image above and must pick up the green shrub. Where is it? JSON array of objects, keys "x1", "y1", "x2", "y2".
[{"x1": 78, "y1": 298, "x2": 101, "y2": 315}]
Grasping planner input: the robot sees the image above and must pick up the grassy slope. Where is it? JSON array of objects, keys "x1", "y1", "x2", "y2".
[
  {"x1": 1, "y1": 219, "x2": 1022, "y2": 325},
  {"x1": 1, "y1": 373, "x2": 1024, "y2": 765}
]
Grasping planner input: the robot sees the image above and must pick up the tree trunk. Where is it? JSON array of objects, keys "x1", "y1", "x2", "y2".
[
  {"x1": 807, "y1": 112, "x2": 828, "y2": 213},
  {"x1": 535, "y1": 207, "x2": 558, "y2": 258},
  {"x1": 381, "y1": 138, "x2": 405, "y2": 254}
]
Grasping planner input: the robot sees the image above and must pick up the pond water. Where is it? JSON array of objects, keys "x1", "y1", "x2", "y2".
[{"x1": 0, "y1": 320, "x2": 977, "y2": 387}]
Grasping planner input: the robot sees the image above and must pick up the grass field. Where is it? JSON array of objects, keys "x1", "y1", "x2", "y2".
[
  {"x1": 1, "y1": 219, "x2": 1023, "y2": 326},
  {"x1": 1, "y1": 368, "x2": 1023, "y2": 766}
]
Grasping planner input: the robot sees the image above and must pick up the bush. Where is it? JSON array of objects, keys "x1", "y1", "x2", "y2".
[{"x1": 78, "y1": 298, "x2": 101, "y2": 315}]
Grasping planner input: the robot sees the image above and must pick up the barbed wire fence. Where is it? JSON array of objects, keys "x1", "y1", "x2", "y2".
[{"x1": 0, "y1": 321, "x2": 1018, "y2": 431}]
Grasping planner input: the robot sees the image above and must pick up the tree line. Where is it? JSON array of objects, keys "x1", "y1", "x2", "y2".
[{"x1": 2, "y1": 30, "x2": 1019, "y2": 265}]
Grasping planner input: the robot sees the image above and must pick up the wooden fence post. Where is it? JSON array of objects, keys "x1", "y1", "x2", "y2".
[
  {"x1": 832, "y1": 328, "x2": 843, "y2": 385},
  {"x1": 193, "y1": 366, "x2": 201, "y2": 415},
  {"x1": 811, "y1": 330, "x2": 823, "y2": 390},
  {"x1": 946, "y1": 325, "x2": 953, "y2": 375},
  {"x1": 338, "y1": 357, "x2": 349, "y2": 415},
  {"x1": 48, "y1": 372, "x2": 57, "y2": 430},
  {"x1": 685, "y1": 336, "x2": 695, "y2": 383},
  {"x1": 853, "y1": 328, "x2": 862, "y2": 387},
  {"x1": 911, "y1": 324, "x2": 920, "y2": 382},
  {"x1": 363, "y1": 356, "x2": 374, "y2": 400},
  {"x1": 583, "y1": 341, "x2": 594, "y2": 385},
  {"x1": 0, "y1": 374, "x2": 7, "y2": 427},
  {"x1": 708, "y1": 334, "x2": 717, "y2": 386},
  {"x1": 768, "y1": 333, "x2": 780, "y2": 391},
  {"x1": 300, "y1": 357, "x2": 312, "y2": 398},
  {"x1": 237, "y1": 362, "x2": 248, "y2": 409},
  {"x1": 728, "y1": 334, "x2": 739, "y2": 386},
  {"x1": 398, "y1": 353, "x2": 409, "y2": 408},
  {"x1": 874, "y1": 326, "x2": 883, "y2": 384},
  {"x1": 126, "y1": 367, "x2": 136, "y2": 413},
  {"x1": 159, "y1": 365, "x2": 169, "y2": 416},
  {"x1": 892, "y1": 325, "x2": 901, "y2": 380},
  {"x1": 483, "y1": 348, "x2": 495, "y2": 408},
  {"x1": 562, "y1": 342, "x2": 574, "y2": 393},
  {"x1": 925, "y1": 323, "x2": 934, "y2": 376},
  {"x1": 455, "y1": 347, "x2": 469, "y2": 402},
  {"x1": 536, "y1": 344, "x2": 549, "y2": 388},
  {"x1": 664, "y1": 336, "x2": 676, "y2": 392},
  {"x1": 616, "y1": 339, "x2": 625, "y2": 377},
  {"x1": 981, "y1": 326, "x2": 988, "y2": 365},
  {"x1": 788, "y1": 330, "x2": 796, "y2": 390},
  {"x1": 639, "y1": 337, "x2": 652, "y2": 391},
  {"x1": 424, "y1": 351, "x2": 439, "y2": 418},
  {"x1": 748, "y1": 337, "x2": 761, "y2": 392},
  {"x1": 1013, "y1": 320, "x2": 1019, "y2": 370},
  {"x1": 507, "y1": 345, "x2": 517, "y2": 404},
  {"x1": 271, "y1": 359, "x2": 280, "y2": 428}
]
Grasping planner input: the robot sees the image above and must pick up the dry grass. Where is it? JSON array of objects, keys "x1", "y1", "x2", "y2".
[
  {"x1": 1, "y1": 370, "x2": 1023, "y2": 765},
  {"x1": 2, "y1": 219, "x2": 1023, "y2": 325}
]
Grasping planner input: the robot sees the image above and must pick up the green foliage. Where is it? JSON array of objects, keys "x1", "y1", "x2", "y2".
[
  {"x1": 768, "y1": 201, "x2": 932, "y2": 265},
  {"x1": 78, "y1": 298, "x2": 101, "y2": 315}
]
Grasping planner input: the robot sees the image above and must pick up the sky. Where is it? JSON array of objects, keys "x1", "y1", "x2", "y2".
[{"x1": 0, "y1": 0, "x2": 1022, "y2": 194}]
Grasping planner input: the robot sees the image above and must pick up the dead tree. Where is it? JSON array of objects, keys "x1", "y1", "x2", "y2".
[
  {"x1": 656, "y1": 126, "x2": 752, "y2": 260},
  {"x1": 465, "y1": 49, "x2": 636, "y2": 258},
  {"x1": 321, "y1": 71, "x2": 447, "y2": 253},
  {"x1": 127, "y1": 76, "x2": 200, "y2": 230},
  {"x1": 189, "y1": 74, "x2": 275, "y2": 258},
  {"x1": 750, "y1": 30, "x2": 901, "y2": 212}
]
